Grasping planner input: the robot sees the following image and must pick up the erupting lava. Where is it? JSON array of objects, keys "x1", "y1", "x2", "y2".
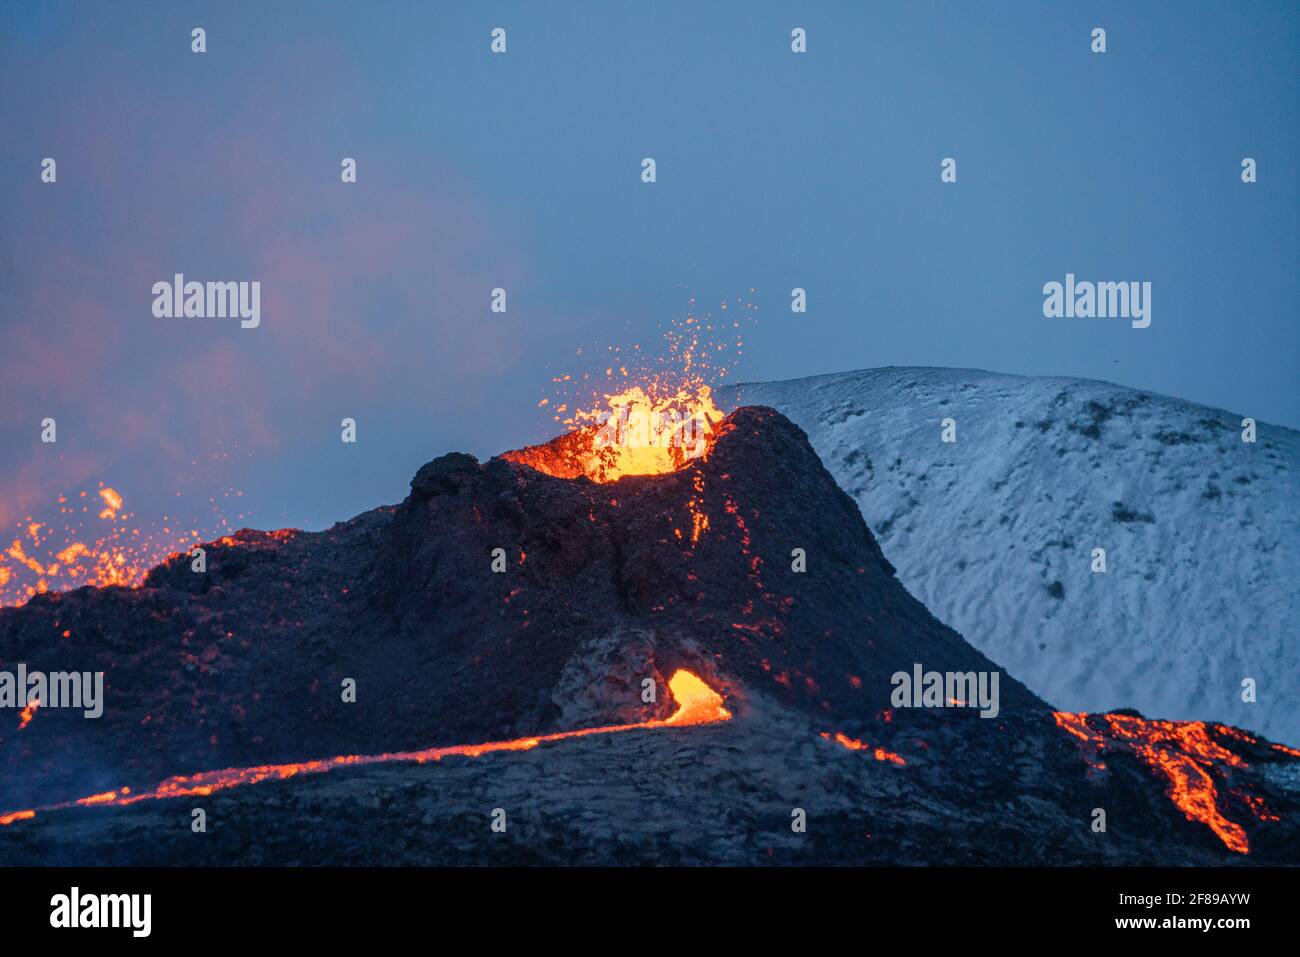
[
  {"x1": 513, "y1": 298, "x2": 753, "y2": 484},
  {"x1": 1, "y1": 484, "x2": 242, "y2": 608},
  {"x1": 1053, "y1": 711, "x2": 1285, "y2": 854},
  {"x1": 506, "y1": 383, "x2": 725, "y2": 483},
  {"x1": 0, "y1": 669, "x2": 731, "y2": 829}
]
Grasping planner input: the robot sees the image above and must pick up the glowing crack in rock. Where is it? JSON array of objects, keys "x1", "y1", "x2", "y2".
[
  {"x1": 820, "y1": 731, "x2": 906, "y2": 766},
  {"x1": 0, "y1": 669, "x2": 731, "y2": 828}
]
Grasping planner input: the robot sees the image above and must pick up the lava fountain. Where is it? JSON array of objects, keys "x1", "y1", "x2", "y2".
[
  {"x1": 504, "y1": 383, "x2": 725, "y2": 483},
  {"x1": 513, "y1": 298, "x2": 751, "y2": 483},
  {"x1": 0, "y1": 484, "x2": 241, "y2": 608}
]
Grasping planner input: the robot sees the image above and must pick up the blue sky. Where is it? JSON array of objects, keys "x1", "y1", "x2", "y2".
[{"x1": 1, "y1": 0, "x2": 1296, "y2": 536}]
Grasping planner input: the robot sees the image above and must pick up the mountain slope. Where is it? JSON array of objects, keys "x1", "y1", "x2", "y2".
[
  {"x1": 1, "y1": 404, "x2": 1295, "y2": 865},
  {"x1": 0, "y1": 407, "x2": 1043, "y2": 813},
  {"x1": 731, "y1": 367, "x2": 1299, "y2": 744}
]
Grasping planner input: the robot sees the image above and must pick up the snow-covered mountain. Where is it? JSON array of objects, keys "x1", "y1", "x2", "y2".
[{"x1": 730, "y1": 367, "x2": 1299, "y2": 745}]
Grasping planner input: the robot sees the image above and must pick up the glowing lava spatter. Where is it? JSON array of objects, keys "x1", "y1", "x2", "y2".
[
  {"x1": 1053, "y1": 711, "x2": 1288, "y2": 854},
  {"x1": 506, "y1": 385, "x2": 725, "y2": 484},
  {"x1": 17, "y1": 697, "x2": 39, "y2": 731},
  {"x1": 0, "y1": 484, "x2": 244, "y2": 608},
  {"x1": 514, "y1": 298, "x2": 755, "y2": 485},
  {"x1": 0, "y1": 670, "x2": 731, "y2": 828}
]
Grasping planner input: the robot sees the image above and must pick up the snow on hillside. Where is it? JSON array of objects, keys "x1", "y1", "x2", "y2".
[{"x1": 730, "y1": 367, "x2": 1299, "y2": 745}]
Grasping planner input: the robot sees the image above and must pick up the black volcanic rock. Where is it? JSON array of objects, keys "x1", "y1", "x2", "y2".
[
  {"x1": 0, "y1": 406, "x2": 1295, "y2": 865},
  {"x1": 367, "y1": 406, "x2": 1046, "y2": 740}
]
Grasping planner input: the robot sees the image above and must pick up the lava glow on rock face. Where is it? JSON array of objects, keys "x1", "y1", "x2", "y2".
[
  {"x1": 0, "y1": 669, "x2": 731, "y2": 829},
  {"x1": 820, "y1": 731, "x2": 906, "y2": 766},
  {"x1": 1053, "y1": 711, "x2": 1286, "y2": 855}
]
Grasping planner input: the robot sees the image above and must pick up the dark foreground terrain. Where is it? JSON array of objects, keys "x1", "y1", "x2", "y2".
[{"x1": 0, "y1": 407, "x2": 1295, "y2": 864}]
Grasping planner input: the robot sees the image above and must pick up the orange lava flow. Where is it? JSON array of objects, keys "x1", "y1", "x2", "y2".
[
  {"x1": 0, "y1": 670, "x2": 731, "y2": 829},
  {"x1": 820, "y1": 731, "x2": 906, "y2": 766},
  {"x1": 1053, "y1": 711, "x2": 1277, "y2": 854}
]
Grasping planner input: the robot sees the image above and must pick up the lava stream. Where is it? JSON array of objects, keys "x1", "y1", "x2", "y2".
[
  {"x1": 1052, "y1": 711, "x2": 1282, "y2": 854},
  {"x1": 0, "y1": 670, "x2": 731, "y2": 828}
]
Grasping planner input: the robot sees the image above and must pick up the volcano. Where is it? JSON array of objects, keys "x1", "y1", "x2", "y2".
[{"x1": 0, "y1": 406, "x2": 1295, "y2": 865}]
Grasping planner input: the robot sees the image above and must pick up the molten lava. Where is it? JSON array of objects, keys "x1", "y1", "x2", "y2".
[
  {"x1": 661, "y1": 668, "x2": 732, "y2": 725},
  {"x1": 17, "y1": 696, "x2": 39, "y2": 730},
  {"x1": 0, "y1": 483, "x2": 242, "y2": 608},
  {"x1": 96, "y1": 487, "x2": 123, "y2": 520},
  {"x1": 821, "y1": 731, "x2": 906, "y2": 766},
  {"x1": 518, "y1": 296, "x2": 754, "y2": 484},
  {"x1": 0, "y1": 669, "x2": 731, "y2": 829},
  {"x1": 506, "y1": 384, "x2": 725, "y2": 483},
  {"x1": 1053, "y1": 711, "x2": 1283, "y2": 854}
]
